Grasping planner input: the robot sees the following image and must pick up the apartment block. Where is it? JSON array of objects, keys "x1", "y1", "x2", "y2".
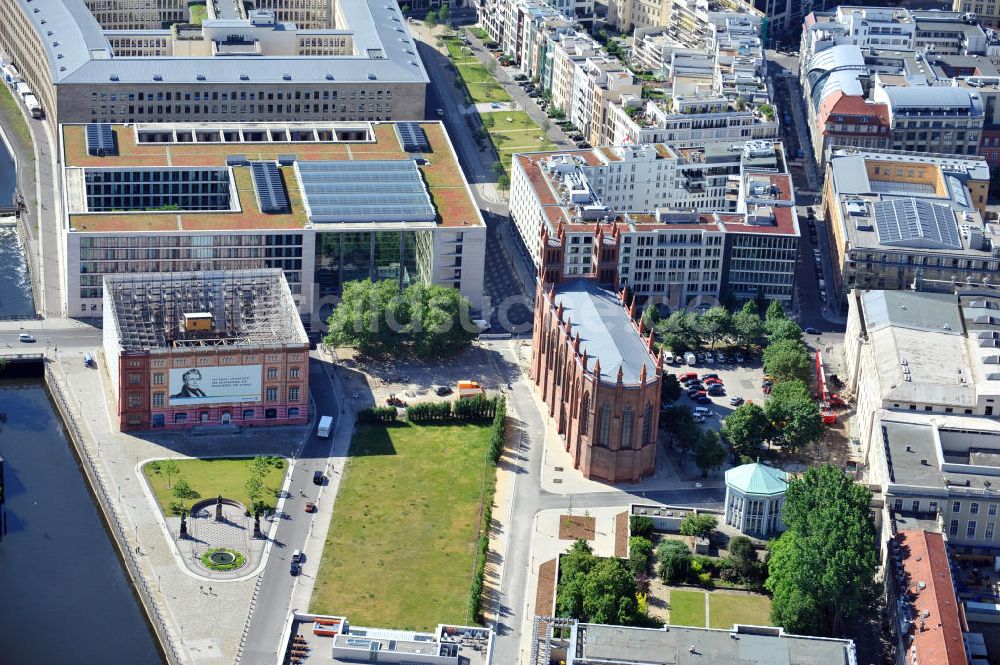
[
  {"x1": 60, "y1": 121, "x2": 486, "y2": 325},
  {"x1": 510, "y1": 140, "x2": 799, "y2": 307},
  {"x1": 0, "y1": 0, "x2": 429, "y2": 130}
]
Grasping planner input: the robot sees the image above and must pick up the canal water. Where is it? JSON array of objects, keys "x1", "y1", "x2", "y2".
[
  {"x1": 0, "y1": 138, "x2": 34, "y2": 317},
  {"x1": 0, "y1": 380, "x2": 163, "y2": 664}
]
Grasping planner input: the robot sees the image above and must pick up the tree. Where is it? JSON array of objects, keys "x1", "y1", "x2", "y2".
[
  {"x1": 424, "y1": 9, "x2": 437, "y2": 27},
  {"x1": 765, "y1": 380, "x2": 823, "y2": 452},
  {"x1": 249, "y1": 455, "x2": 270, "y2": 481},
  {"x1": 766, "y1": 465, "x2": 878, "y2": 636},
  {"x1": 693, "y1": 429, "x2": 727, "y2": 476},
  {"x1": 732, "y1": 301, "x2": 765, "y2": 349},
  {"x1": 720, "y1": 402, "x2": 771, "y2": 458},
  {"x1": 655, "y1": 310, "x2": 698, "y2": 353},
  {"x1": 763, "y1": 338, "x2": 811, "y2": 384},
  {"x1": 400, "y1": 3, "x2": 410, "y2": 15},
  {"x1": 694, "y1": 306, "x2": 732, "y2": 348},
  {"x1": 641, "y1": 305, "x2": 661, "y2": 331},
  {"x1": 244, "y1": 475, "x2": 264, "y2": 511},
  {"x1": 734, "y1": 96, "x2": 748, "y2": 111},
  {"x1": 492, "y1": 161, "x2": 505, "y2": 179},
  {"x1": 679, "y1": 513, "x2": 718, "y2": 540},
  {"x1": 660, "y1": 374, "x2": 682, "y2": 403},
  {"x1": 754, "y1": 287, "x2": 769, "y2": 316},
  {"x1": 325, "y1": 280, "x2": 476, "y2": 358},
  {"x1": 766, "y1": 299, "x2": 786, "y2": 322},
  {"x1": 628, "y1": 536, "x2": 654, "y2": 576},
  {"x1": 161, "y1": 459, "x2": 180, "y2": 489},
  {"x1": 630, "y1": 515, "x2": 654, "y2": 540},
  {"x1": 728, "y1": 535, "x2": 762, "y2": 584},
  {"x1": 582, "y1": 558, "x2": 642, "y2": 625},
  {"x1": 657, "y1": 539, "x2": 691, "y2": 584},
  {"x1": 437, "y1": 4, "x2": 449, "y2": 24},
  {"x1": 660, "y1": 404, "x2": 700, "y2": 453},
  {"x1": 766, "y1": 318, "x2": 804, "y2": 345},
  {"x1": 172, "y1": 477, "x2": 198, "y2": 500},
  {"x1": 541, "y1": 118, "x2": 551, "y2": 135},
  {"x1": 497, "y1": 173, "x2": 510, "y2": 190}
]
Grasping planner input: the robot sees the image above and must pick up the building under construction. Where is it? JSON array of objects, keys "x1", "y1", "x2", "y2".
[{"x1": 102, "y1": 269, "x2": 309, "y2": 431}]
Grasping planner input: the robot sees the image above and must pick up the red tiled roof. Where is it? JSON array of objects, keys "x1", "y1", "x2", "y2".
[
  {"x1": 817, "y1": 90, "x2": 890, "y2": 129},
  {"x1": 896, "y1": 530, "x2": 967, "y2": 665}
]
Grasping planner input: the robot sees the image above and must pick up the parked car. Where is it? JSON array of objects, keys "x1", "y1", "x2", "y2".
[
  {"x1": 436, "y1": 108, "x2": 444, "y2": 117},
  {"x1": 695, "y1": 395, "x2": 714, "y2": 405},
  {"x1": 716, "y1": 351, "x2": 726, "y2": 363},
  {"x1": 513, "y1": 73, "x2": 528, "y2": 81},
  {"x1": 688, "y1": 389, "x2": 707, "y2": 399},
  {"x1": 435, "y1": 385, "x2": 453, "y2": 396},
  {"x1": 701, "y1": 373, "x2": 719, "y2": 380},
  {"x1": 735, "y1": 352, "x2": 745, "y2": 363},
  {"x1": 290, "y1": 561, "x2": 301, "y2": 576},
  {"x1": 679, "y1": 372, "x2": 698, "y2": 382},
  {"x1": 729, "y1": 396, "x2": 744, "y2": 406},
  {"x1": 707, "y1": 385, "x2": 725, "y2": 396},
  {"x1": 313, "y1": 470, "x2": 325, "y2": 485},
  {"x1": 804, "y1": 326, "x2": 821, "y2": 335},
  {"x1": 704, "y1": 377, "x2": 723, "y2": 385},
  {"x1": 705, "y1": 355, "x2": 715, "y2": 364},
  {"x1": 18, "y1": 333, "x2": 34, "y2": 343},
  {"x1": 304, "y1": 502, "x2": 316, "y2": 513},
  {"x1": 692, "y1": 414, "x2": 706, "y2": 424},
  {"x1": 693, "y1": 406, "x2": 713, "y2": 416}
]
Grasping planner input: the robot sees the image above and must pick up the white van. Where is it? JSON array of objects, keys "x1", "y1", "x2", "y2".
[
  {"x1": 684, "y1": 352, "x2": 697, "y2": 365},
  {"x1": 317, "y1": 415, "x2": 333, "y2": 438},
  {"x1": 664, "y1": 350, "x2": 674, "y2": 364}
]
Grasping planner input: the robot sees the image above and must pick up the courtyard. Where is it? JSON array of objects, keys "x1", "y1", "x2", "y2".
[
  {"x1": 310, "y1": 421, "x2": 495, "y2": 630},
  {"x1": 660, "y1": 587, "x2": 772, "y2": 629}
]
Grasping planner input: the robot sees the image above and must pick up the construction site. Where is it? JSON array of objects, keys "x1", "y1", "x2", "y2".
[{"x1": 102, "y1": 269, "x2": 310, "y2": 431}]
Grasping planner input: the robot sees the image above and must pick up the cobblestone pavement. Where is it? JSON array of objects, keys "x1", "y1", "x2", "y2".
[
  {"x1": 51, "y1": 347, "x2": 309, "y2": 665},
  {"x1": 172, "y1": 504, "x2": 269, "y2": 581}
]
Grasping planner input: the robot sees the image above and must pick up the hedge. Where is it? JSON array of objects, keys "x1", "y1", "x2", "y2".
[
  {"x1": 407, "y1": 394, "x2": 500, "y2": 423},
  {"x1": 467, "y1": 394, "x2": 506, "y2": 624},
  {"x1": 357, "y1": 406, "x2": 398, "y2": 424}
]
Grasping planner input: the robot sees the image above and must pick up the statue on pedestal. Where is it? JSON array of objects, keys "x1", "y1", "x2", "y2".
[
  {"x1": 214, "y1": 495, "x2": 223, "y2": 522},
  {"x1": 253, "y1": 510, "x2": 262, "y2": 538},
  {"x1": 179, "y1": 509, "x2": 188, "y2": 539}
]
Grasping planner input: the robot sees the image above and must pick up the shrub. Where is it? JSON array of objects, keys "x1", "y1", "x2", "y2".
[
  {"x1": 148, "y1": 460, "x2": 162, "y2": 473},
  {"x1": 656, "y1": 539, "x2": 691, "y2": 584},
  {"x1": 630, "y1": 515, "x2": 654, "y2": 540},
  {"x1": 168, "y1": 500, "x2": 184, "y2": 515},
  {"x1": 697, "y1": 572, "x2": 713, "y2": 586},
  {"x1": 628, "y1": 536, "x2": 654, "y2": 576},
  {"x1": 200, "y1": 547, "x2": 246, "y2": 571},
  {"x1": 172, "y1": 478, "x2": 200, "y2": 500}
]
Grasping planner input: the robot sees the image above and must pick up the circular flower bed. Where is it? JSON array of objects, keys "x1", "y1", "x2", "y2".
[{"x1": 200, "y1": 547, "x2": 246, "y2": 571}]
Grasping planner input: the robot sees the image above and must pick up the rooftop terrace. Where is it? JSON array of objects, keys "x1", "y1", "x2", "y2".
[{"x1": 61, "y1": 121, "x2": 481, "y2": 233}]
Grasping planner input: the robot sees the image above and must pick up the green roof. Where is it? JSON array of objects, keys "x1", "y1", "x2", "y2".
[{"x1": 725, "y1": 462, "x2": 788, "y2": 496}]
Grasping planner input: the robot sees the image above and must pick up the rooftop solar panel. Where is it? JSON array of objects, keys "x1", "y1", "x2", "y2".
[
  {"x1": 250, "y1": 161, "x2": 289, "y2": 214},
  {"x1": 85, "y1": 123, "x2": 116, "y2": 156},
  {"x1": 395, "y1": 122, "x2": 430, "y2": 152},
  {"x1": 295, "y1": 159, "x2": 435, "y2": 223},
  {"x1": 872, "y1": 198, "x2": 962, "y2": 250}
]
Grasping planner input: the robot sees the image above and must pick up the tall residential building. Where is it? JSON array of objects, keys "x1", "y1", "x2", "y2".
[
  {"x1": 60, "y1": 121, "x2": 487, "y2": 325},
  {"x1": 0, "y1": 0, "x2": 429, "y2": 129},
  {"x1": 606, "y1": 0, "x2": 672, "y2": 32}
]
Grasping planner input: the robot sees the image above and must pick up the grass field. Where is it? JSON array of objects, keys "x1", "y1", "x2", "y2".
[
  {"x1": 480, "y1": 111, "x2": 540, "y2": 132},
  {"x1": 0, "y1": 84, "x2": 33, "y2": 149},
  {"x1": 310, "y1": 422, "x2": 494, "y2": 630},
  {"x1": 708, "y1": 593, "x2": 772, "y2": 629},
  {"x1": 482, "y1": 111, "x2": 555, "y2": 177},
  {"x1": 142, "y1": 457, "x2": 287, "y2": 514},
  {"x1": 455, "y1": 63, "x2": 512, "y2": 104},
  {"x1": 668, "y1": 590, "x2": 707, "y2": 627}
]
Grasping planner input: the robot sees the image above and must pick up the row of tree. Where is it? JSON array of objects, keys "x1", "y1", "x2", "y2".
[
  {"x1": 324, "y1": 280, "x2": 477, "y2": 358},
  {"x1": 405, "y1": 394, "x2": 502, "y2": 423}
]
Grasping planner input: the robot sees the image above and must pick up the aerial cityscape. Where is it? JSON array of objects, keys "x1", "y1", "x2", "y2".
[{"x1": 0, "y1": 1, "x2": 999, "y2": 664}]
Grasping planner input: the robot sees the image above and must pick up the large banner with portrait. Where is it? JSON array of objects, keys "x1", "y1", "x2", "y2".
[{"x1": 168, "y1": 365, "x2": 262, "y2": 406}]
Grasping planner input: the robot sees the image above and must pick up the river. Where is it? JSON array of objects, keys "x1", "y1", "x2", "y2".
[
  {"x1": 0, "y1": 379, "x2": 163, "y2": 664},
  {"x1": 0, "y1": 136, "x2": 34, "y2": 318}
]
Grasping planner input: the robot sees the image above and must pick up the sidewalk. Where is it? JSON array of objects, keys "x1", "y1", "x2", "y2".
[{"x1": 49, "y1": 346, "x2": 309, "y2": 665}]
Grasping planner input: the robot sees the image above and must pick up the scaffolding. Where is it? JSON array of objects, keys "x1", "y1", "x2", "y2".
[{"x1": 104, "y1": 269, "x2": 308, "y2": 351}]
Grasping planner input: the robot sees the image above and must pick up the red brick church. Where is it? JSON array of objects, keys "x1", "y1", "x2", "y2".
[{"x1": 530, "y1": 278, "x2": 663, "y2": 483}]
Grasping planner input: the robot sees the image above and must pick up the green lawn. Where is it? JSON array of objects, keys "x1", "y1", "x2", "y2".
[
  {"x1": 189, "y1": 3, "x2": 207, "y2": 24},
  {"x1": 480, "y1": 111, "x2": 541, "y2": 132},
  {"x1": 454, "y1": 63, "x2": 512, "y2": 104},
  {"x1": 0, "y1": 84, "x2": 33, "y2": 148},
  {"x1": 311, "y1": 422, "x2": 494, "y2": 630},
  {"x1": 668, "y1": 590, "x2": 707, "y2": 627},
  {"x1": 142, "y1": 457, "x2": 287, "y2": 514},
  {"x1": 708, "y1": 593, "x2": 772, "y2": 629}
]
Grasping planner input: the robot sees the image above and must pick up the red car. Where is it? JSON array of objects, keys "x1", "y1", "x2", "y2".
[
  {"x1": 679, "y1": 372, "x2": 698, "y2": 382},
  {"x1": 704, "y1": 377, "x2": 723, "y2": 385},
  {"x1": 304, "y1": 502, "x2": 316, "y2": 513}
]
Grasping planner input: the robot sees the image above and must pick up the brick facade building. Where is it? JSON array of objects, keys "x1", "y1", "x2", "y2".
[{"x1": 531, "y1": 278, "x2": 662, "y2": 483}]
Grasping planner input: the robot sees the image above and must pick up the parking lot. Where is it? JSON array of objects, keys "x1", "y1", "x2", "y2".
[{"x1": 664, "y1": 352, "x2": 772, "y2": 433}]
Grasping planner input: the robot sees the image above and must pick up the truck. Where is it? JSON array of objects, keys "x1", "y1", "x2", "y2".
[
  {"x1": 14, "y1": 82, "x2": 29, "y2": 99},
  {"x1": 23, "y1": 94, "x2": 41, "y2": 119},
  {"x1": 317, "y1": 415, "x2": 333, "y2": 438},
  {"x1": 457, "y1": 380, "x2": 485, "y2": 399},
  {"x1": 684, "y1": 351, "x2": 697, "y2": 365}
]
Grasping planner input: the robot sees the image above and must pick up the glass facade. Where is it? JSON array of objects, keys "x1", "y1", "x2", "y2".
[
  {"x1": 85, "y1": 168, "x2": 232, "y2": 212},
  {"x1": 314, "y1": 230, "x2": 424, "y2": 297}
]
